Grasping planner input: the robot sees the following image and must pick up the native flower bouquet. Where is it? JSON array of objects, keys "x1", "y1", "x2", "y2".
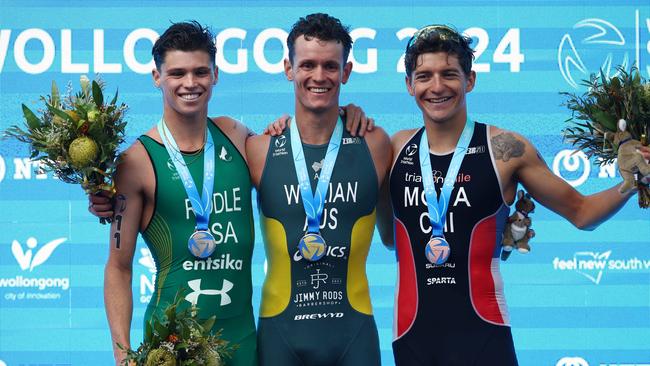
[
  {"x1": 562, "y1": 67, "x2": 650, "y2": 207},
  {"x1": 3, "y1": 75, "x2": 128, "y2": 221},
  {"x1": 120, "y1": 290, "x2": 235, "y2": 366}
]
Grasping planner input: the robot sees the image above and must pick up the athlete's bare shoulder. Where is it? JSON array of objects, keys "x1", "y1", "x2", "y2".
[
  {"x1": 113, "y1": 137, "x2": 152, "y2": 198},
  {"x1": 245, "y1": 134, "x2": 271, "y2": 187},
  {"x1": 488, "y1": 126, "x2": 532, "y2": 164},
  {"x1": 390, "y1": 128, "x2": 420, "y2": 162},
  {"x1": 488, "y1": 125, "x2": 547, "y2": 203},
  {"x1": 120, "y1": 135, "x2": 149, "y2": 167},
  {"x1": 363, "y1": 125, "x2": 391, "y2": 147},
  {"x1": 363, "y1": 126, "x2": 392, "y2": 184}
]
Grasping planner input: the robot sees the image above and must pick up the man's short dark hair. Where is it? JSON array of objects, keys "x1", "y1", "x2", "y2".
[
  {"x1": 152, "y1": 21, "x2": 216, "y2": 70},
  {"x1": 404, "y1": 25, "x2": 475, "y2": 77},
  {"x1": 287, "y1": 13, "x2": 353, "y2": 64}
]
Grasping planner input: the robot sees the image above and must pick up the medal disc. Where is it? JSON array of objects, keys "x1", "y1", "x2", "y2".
[
  {"x1": 188, "y1": 230, "x2": 217, "y2": 258},
  {"x1": 298, "y1": 232, "x2": 327, "y2": 262},
  {"x1": 425, "y1": 236, "x2": 450, "y2": 265}
]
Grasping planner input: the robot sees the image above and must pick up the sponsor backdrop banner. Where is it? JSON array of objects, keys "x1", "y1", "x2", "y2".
[{"x1": 0, "y1": 1, "x2": 649, "y2": 365}]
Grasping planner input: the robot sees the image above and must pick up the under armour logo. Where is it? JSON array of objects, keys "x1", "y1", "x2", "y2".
[
  {"x1": 185, "y1": 279, "x2": 233, "y2": 307},
  {"x1": 11, "y1": 237, "x2": 67, "y2": 271}
]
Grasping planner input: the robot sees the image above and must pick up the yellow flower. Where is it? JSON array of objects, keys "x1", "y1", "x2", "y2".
[
  {"x1": 52, "y1": 116, "x2": 66, "y2": 125},
  {"x1": 205, "y1": 349, "x2": 222, "y2": 366},
  {"x1": 68, "y1": 136, "x2": 98, "y2": 168},
  {"x1": 80, "y1": 75, "x2": 90, "y2": 94},
  {"x1": 64, "y1": 110, "x2": 80, "y2": 122},
  {"x1": 87, "y1": 110, "x2": 100, "y2": 123},
  {"x1": 145, "y1": 348, "x2": 176, "y2": 366}
]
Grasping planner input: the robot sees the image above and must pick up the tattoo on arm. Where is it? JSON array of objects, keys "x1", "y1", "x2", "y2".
[
  {"x1": 491, "y1": 133, "x2": 525, "y2": 162},
  {"x1": 112, "y1": 194, "x2": 127, "y2": 249}
]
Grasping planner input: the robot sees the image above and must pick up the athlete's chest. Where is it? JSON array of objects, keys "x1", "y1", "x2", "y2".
[{"x1": 395, "y1": 155, "x2": 499, "y2": 221}]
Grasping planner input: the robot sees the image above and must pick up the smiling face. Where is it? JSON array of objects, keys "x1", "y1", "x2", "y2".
[
  {"x1": 285, "y1": 35, "x2": 352, "y2": 116},
  {"x1": 152, "y1": 50, "x2": 217, "y2": 121},
  {"x1": 406, "y1": 52, "x2": 475, "y2": 127}
]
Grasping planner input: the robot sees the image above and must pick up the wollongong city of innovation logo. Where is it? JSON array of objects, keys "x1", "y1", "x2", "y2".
[{"x1": 1, "y1": 236, "x2": 70, "y2": 301}]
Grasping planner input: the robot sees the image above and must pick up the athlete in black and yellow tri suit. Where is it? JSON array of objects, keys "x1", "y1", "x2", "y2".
[
  {"x1": 138, "y1": 120, "x2": 257, "y2": 366},
  {"x1": 256, "y1": 121, "x2": 381, "y2": 366}
]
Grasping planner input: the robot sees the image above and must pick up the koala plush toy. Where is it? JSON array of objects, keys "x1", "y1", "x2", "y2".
[
  {"x1": 501, "y1": 190, "x2": 535, "y2": 261},
  {"x1": 606, "y1": 119, "x2": 650, "y2": 195}
]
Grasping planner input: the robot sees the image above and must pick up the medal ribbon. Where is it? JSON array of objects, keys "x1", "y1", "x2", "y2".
[
  {"x1": 290, "y1": 117, "x2": 343, "y2": 234},
  {"x1": 157, "y1": 119, "x2": 215, "y2": 231},
  {"x1": 419, "y1": 118, "x2": 474, "y2": 237}
]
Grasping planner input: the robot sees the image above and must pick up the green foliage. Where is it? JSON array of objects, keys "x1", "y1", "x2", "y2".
[
  {"x1": 120, "y1": 288, "x2": 236, "y2": 366},
  {"x1": 561, "y1": 66, "x2": 650, "y2": 165},
  {"x1": 2, "y1": 75, "x2": 128, "y2": 194},
  {"x1": 92, "y1": 80, "x2": 104, "y2": 107}
]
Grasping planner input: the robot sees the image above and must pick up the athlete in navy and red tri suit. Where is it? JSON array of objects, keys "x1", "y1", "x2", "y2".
[
  {"x1": 375, "y1": 24, "x2": 650, "y2": 366},
  {"x1": 390, "y1": 122, "x2": 515, "y2": 365}
]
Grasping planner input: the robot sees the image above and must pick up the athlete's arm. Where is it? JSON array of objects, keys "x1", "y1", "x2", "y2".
[
  {"x1": 376, "y1": 175, "x2": 394, "y2": 248},
  {"x1": 246, "y1": 134, "x2": 271, "y2": 188},
  {"x1": 365, "y1": 127, "x2": 393, "y2": 247},
  {"x1": 498, "y1": 128, "x2": 635, "y2": 230},
  {"x1": 262, "y1": 104, "x2": 375, "y2": 137},
  {"x1": 342, "y1": 103, "x2": 375, "y2": 137},
  {"x1": 211, "y1": 116, "x2": 250, "y2": 163},
  {"x1": 103, "y1": 144, "x2": 145, "y2": 365},
  {"x1": 376, "y1": 130, "x2": 416, "y2": 248},
  {"x1": 262, "y1": 115, "x2": 291, "y2": 136}
]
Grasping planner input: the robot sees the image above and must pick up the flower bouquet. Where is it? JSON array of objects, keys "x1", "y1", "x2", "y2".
[
  {"x1": 120, "y1": 289, "x2": 235, "y2": 366},
  {"x1": 3, "y1": 75, "x2": 128, "y2": 222},
  {"x1": 562, "y1": 67, "x2": 650, "y2": 208}
]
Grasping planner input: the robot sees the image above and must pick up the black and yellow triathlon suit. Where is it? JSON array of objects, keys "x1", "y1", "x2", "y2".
[
  {"x1": 257, "y1": 121, "x2": 381, "y2": 366},
  {"x1": 138, "y1": 119, "x2": 257, "y2": 366}
]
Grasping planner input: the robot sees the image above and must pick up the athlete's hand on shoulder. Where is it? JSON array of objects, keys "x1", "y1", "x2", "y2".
[
  {"x1": 88, "y1": 190, "x2": 114, "y2": 218},
  {"x1": 263, "y1": 114, "x2": 291, "y2": 136},
  {"x1": 341, "y1": 103, "x2": 374, "y2": 137}
]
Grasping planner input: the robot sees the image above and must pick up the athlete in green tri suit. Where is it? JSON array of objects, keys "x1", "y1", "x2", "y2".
[
  {"x1": 102, "y1": 22, "x2": 257, "y2": 366},
  {"x1": 137, "y1": 119, "x2": 255, "y2": 363},
  {"x1": 246, "y1": 13, "x2": 392, "y2": 366}
]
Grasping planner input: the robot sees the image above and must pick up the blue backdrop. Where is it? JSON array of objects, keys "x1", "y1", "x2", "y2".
[{"x1": 0, "y1": 1, "x2": 649, "y2": 365}]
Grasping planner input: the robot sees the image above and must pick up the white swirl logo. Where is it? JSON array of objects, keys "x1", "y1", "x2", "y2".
[
  {"x1": 558, "y1": 18, "x2": 629, "y2": 89},
  {"x1": 556, "y1": 356, "x2": 589, "y2": 366},
  {"x1": 0, "y1": 359, "x2": 6, "y2": 366},
  {"x1": 275, "y1": 135, "x2": 287, "y2": 148},
  {"x1": 552, "y1": 149, "x2": 591, "y2": 187},
  {"x1": 405, "y1": 143, "x2": 418, "y2": 156}
]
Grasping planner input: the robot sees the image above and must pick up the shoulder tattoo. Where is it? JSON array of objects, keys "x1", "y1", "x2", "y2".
[{"x1": 491, "y1": 133, "x2": 525, "y2": 162}]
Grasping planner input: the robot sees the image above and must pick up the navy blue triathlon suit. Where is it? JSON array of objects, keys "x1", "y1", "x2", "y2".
[
  {"x1": 256, "y1": 122, "x2": 381, "y2": 366},
  {"x1": 390, "y1": 122, "x2": 518, "y2": 366}
]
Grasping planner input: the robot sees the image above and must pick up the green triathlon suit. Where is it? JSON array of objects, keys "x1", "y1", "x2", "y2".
[
  {"x1": 138, "y1": 120, "x2": 257, "y2": 366},
  {"x1": 257, "y1": 122, "x2": 381, "y2": 366}
]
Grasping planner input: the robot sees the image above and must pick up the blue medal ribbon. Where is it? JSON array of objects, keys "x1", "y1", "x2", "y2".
[
  {"x1": 419, "y1": 117, "x2": 474, "y2": 263},
  {"x1": 290, "y1": 117, "x2": 343, "y2": 261},
  {"x1": 157, "y1": 119, "x2": 216, "y2": 257}
]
